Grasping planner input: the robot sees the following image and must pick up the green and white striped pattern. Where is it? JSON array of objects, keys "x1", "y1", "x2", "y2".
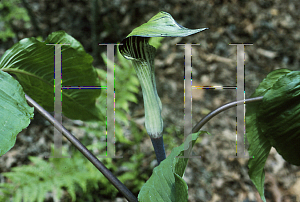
[
  {"x1": 119, "y1": 11, "x2": 208, "y2": 138},
  {"x1": 120, "y1": 37, "x2": 163, "y2": 138}
]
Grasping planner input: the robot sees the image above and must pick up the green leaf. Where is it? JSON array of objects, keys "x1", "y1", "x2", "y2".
[
  {"x1": 1, "y1": 150, "x2": 102, "y2": 202},
  {"x1": 174, "y1": 173, "x2": 188, "y2": 202},
  {"x1": 251, "y1": 68, "x2": 292, "y2": 96},
  {"x1": 127, "y1": 11, "x2": 208, "y2": 38},
  {"x1": 246, "y1": 101, "x2": 270, "y2": 202},
  {"x1": 138, "y1": 131, "x2": 209, "y2": 202},
  {"x1": 115, "y1": 109, "x2": 129, "y2": 124},
  {"x1": 0, "y1": 30, "x2": 104, "y2": 121},
  {"x1": 124, "y1": 92, "x2": 138, "y2": 103},
  {"x1": 245, "y1": 68, "x2": 294, "y2": 202},
  {"x1": 0, "y1": 70, "x2": 34, "y2": 157},
  {"x1": 257, "y1": 71, "x2": 300, "y2": 165}
]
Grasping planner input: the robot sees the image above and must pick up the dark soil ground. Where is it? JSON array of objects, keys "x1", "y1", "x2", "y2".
[{"x1": 1, "y1": 0, "x2": 299, "y2": 202}]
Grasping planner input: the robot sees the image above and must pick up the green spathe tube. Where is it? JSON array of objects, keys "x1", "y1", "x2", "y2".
[
  {"x1": 120, "y1": 37, "x2": 163, "y2": 138},
  {"x1": 119, "y1": 11, "x2": 208, "y2": 139}
]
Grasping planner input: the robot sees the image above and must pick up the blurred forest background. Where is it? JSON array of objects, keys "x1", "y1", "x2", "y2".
[{"x1": 0, "y1": 0, "x2": 299, "y2": 201}]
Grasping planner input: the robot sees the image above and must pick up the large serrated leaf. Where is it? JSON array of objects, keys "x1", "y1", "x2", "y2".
[
  {"x1": 0, "y1": 70, "x2": 34, "y2": 156},
  {"x1": 138, "y1": 131, "x2": 209, "y2": 202},
  {"x1": 0, "y1": 30, "x2": 104, "y2": 121}
]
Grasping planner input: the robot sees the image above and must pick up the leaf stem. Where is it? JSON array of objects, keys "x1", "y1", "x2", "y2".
[
  {"x1": 192, "y1": 96, "x2": 263, "y2": 133},
  {"x1": 25, "y1": 94, "x2": 138, "y2": 202}
]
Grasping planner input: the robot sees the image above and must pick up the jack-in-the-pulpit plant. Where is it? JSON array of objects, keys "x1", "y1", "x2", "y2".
[
  {"x1": 119, "y1": 11, "x2": 208, "y2": 164},
  {"x1": 1, "y1": 9, "x2": 299, "y2": 202},
  {"x1": 120, "y1": 36, "x2": 163, "y2": 139}
]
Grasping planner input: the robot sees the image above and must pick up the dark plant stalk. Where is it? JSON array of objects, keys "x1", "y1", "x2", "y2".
[
  {"x1": 150, "y1": 97, "x2": 263, "y2": 165},
  {"x1": 25, "y1": 94, "x2": 138, "y2": 202},
  {"x1": 150, "y1": 137, "x2": 166, "y2": 165},
  {"x1": 25, "y1": 92, "x2": 263, "y2": 201},
  {"x1": 192, "y1": 96, "x2": 263, "y2": 133}
]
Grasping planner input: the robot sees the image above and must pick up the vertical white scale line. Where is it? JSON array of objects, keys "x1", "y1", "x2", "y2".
[
  {"x1": 229, "y1": 44, "x2": 252, "y2": 158},
  {"x1": 107, "y1": 44, "x2": 115, "y2": 157},
  {"x1": 46, "y1": 44, "x2": 70, "y2": 158},
  {"x1": 177, "y1": 43, "x2": 201, "y2": 158},
  {"x1": 99, "y1": 44, "x2": 123, "y2": 158},
  {"x1": 184, "y1": 44, "x2": 192, "y2": 156}
]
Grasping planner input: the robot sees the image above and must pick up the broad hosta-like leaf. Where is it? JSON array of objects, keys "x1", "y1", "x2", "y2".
[
  {"x1": 138, "y1": 131, "x2": 209, "y2": 202},
  {"x1": 0, "y1": 30, "x2": 104, "y2": 121},
  {"x1": 0, "y1": 71, "x2": 34, "y2": 156},
  {"x1": 246, "y1": 68, "x2": 296, "y2": 202},
  {"x1": 257, "y1": 71, "x2": 300, "y2": 165}
]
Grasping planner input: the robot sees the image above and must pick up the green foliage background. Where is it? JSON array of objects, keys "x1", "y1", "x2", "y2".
[
  {"x1": 0, "y1": 46, "x2": 147, "y2": 201},
  {"x1": 0, "y1": 27, "x2": 173, "y2": 202},
  {"x1": 0, "y1": 0, "x2": 30, "y2": 42}
]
